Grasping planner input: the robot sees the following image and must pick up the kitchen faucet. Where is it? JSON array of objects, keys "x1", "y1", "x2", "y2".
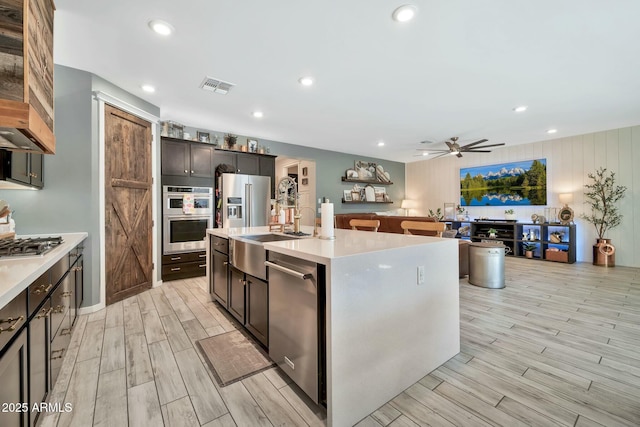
[{"x1": 296, "y1": 206, "x2": 319, "y2": 236}]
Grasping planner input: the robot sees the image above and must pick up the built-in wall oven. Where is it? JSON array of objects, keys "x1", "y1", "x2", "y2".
[{"x1": 163, "y1": 186, "x2": 213, "y2": 254}]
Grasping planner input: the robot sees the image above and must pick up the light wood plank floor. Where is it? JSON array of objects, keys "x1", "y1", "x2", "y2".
[{"x1": 41, "y1": 258, "x2": 640, "y2": 426}]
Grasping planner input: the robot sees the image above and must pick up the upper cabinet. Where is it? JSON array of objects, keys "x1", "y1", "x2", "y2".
[
  {"x1": 0, "y1": 0, "x2": 56, "y2": 154},
  {"x1": 161, "y1": 137, "x2": 215, "y2": 178}
]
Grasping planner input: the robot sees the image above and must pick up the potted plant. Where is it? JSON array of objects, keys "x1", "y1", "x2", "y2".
[
  {"x1": 456, "y1": 205, "x2": 467, "y2": 221},
  {"x1": 522, "y1": 242, "x2": 537, "y2": 258},
  {"x1": 428, "y1": 208, "x2": 444, "y2": 221},
  {"x1": 581, "y1": 167, "x2": 627, "y2": 267},
  {"x1": 488, "y1": 228, "x2": 498, "y2": 238},
  {"x1": 504, "y1": 209, "x2": 516, "y2": 221}
]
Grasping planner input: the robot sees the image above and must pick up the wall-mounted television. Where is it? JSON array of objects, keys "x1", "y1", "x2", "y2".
[{"x1": 460, "y1": 159, "x2": 547, "y2": 206}]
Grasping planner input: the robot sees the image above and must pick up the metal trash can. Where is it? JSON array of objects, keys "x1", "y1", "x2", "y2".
[{"x1": 468, "y1": 242, "x2": 506, "y2": 289}]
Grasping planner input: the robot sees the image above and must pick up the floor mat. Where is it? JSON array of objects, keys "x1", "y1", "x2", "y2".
[{"x1": 196, "y1": 330, "x2": 275, "y2": 387}]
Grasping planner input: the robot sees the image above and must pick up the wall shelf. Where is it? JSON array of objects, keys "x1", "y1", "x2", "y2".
[
  {"x1": 341, "y1": 200, "x2": 393, "y2": 204},
  {"x1": 341, "y1": 177, "x2": 393, "y2": 185}
]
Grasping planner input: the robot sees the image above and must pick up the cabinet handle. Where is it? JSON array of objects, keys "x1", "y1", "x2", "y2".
[
  {"x1": 32, "y1": 173, "x2": 37, "y2": 178},
  {"x1": 51, "y1": 348, "x2": 65, "y2": 360},
  {"x1": 52, "y1": 305, "x2": 66, "y2": 314},
  {"x1": 61, "y1": 291, "x2": 73, "y2": 298},
  {"x1": 171, "y1": 267, "x2": 181, "y2": 271},
  {"x1": 36, "y1": 307, "x2": 53, "y2": 319},
  {"x1": 199, "y1": 254, "x2": 206, "y2": 258},
  {"x1": 223, "y1": 261, "x2": 228, "y2": 266},
  {"x1": 191, "y1": 170, "x2": 194, "y2": 174},
  {"x1": 199, "y1": 264, "x2": 206, "y2": 268},
  {"x1": 171, "y1": 257, "x2": 181, "y2": 261},
  {"x1": 31, "y1": 283, "x2": 53, "y2": 295},
  {"x1": 0, "y1": 315, "x2": 24, "y2": 333}
]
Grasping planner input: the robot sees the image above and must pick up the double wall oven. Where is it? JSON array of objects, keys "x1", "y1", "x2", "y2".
[{"x1": 163, "y1": 186, "x2": 213, "y2": 254}]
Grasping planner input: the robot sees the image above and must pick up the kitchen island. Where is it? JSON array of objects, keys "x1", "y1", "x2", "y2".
[{"x1": 206, "y1": 227, "x2": 460, "y2": 427}]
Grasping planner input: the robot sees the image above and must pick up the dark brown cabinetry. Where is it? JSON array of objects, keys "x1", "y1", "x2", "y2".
[
  {"x1": 229, "y1": 265, "x2": 246, "y2": 324},
  {"x1": 0, "y1": 241, "x2": 84, "y2": 426},
  {"x1": 161, "y1": 138, "x2": 215, "y2": 178},
  {"x1": 210, "y1": 237, "x2": 229, "y2": 307},
  {"x1": 245, "y1": 274, "x2": 268, "y2": 346},
  {"x1": 209, "y1": 236, "x2": 269, "y2": 346},
  {"x1": 0, "y1": 149, "x2": 44, "y2": 189},
  {"x1": 162, "y1": 251, "x2": 207, "y2": 281},
  {"x1": 236, "y1": 153, "x2": 259, "y2": 175}
]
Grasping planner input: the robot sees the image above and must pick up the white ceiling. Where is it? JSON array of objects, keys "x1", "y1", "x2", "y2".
[{"x1": 54, "y1": 0, "x2": 640, "y2": 163}]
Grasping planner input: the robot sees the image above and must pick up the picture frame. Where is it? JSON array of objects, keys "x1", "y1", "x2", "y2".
[
  {"x1": 343, "y1": 190, "x2": 352, "y2": 202},
  {"x1": 301, "y1": 178, "x2": 308, "y2": 185},
  {"x1": 247, "y1": 139, "x2": 258, "y2": 153},
  {"x1": 197, "y1": 131, "x2": 210, "y2": 143},
  {"x1": 302, "y1": 167, "x2": 308, "y2": 176},
  {"x1": 558, "y1": 206, "x2": 574, "y2": 225},
  {"x1": 355, "y1": 160, "x2": 377, "y2": 180},
  {"x1": 351, "y1": 191, "x2": 361, "y2": 201},
  {"x1": 374, "y1": 186, "x2": 386, "y2": 202}
]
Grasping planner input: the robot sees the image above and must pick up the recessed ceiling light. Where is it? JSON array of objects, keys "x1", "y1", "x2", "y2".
[
  {"x1": 513, "y1": 106, "x2": 528, "y2": 113},
  {"x1": 422, "y1": 152, "x2": 429, "y2": 156},
  {"x1": 547, "y1": 129, "x2": 558, "y2": 134},
  {"x1": 298, "y1": 76, "x2": 314, "y2": 86},
  {"x1": 141, "y1": 84, "x2": 155, "y2": 93},
  {"x1": 392, "y1": 5, "x2": 417, "y2": 22},
  {"x1": 148, "y1": 19, "x2": 174, "y2": 36},
  {"x1": 252, "y1": 111, "x2": 264, "y2": 118},
  {"x1": 378, "y1": 141, "x2": 385, "y2": 147}
]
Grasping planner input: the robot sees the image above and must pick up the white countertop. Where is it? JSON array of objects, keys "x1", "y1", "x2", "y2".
[
  {"x1": 207, "y1": 226, "x2": 447, "y2": 264},
  {"x1": 0, "y1": 232, "x2": 88, "y2": 308}
]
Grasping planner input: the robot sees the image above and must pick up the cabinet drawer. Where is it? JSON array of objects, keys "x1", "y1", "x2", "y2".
[
  {"x1": 163, "y1": 251, "x2": 206, "y2": 265},
  {"x1": 51, "y1": 254, "x2": 70, "y2": 287},
  {"x1": 50, "y1": 323, "x2": 72, "y2": 389},
  {"x1": 162, "y1": 260, "x2": 207, "y2": 276},
  {"x1": 211, "y1": 236, "x2": 229, "y2": 255},
  {"x1": 28, "y1": 271, "x2": 52, "y2": 318},
  {"x1": 50, "y1": 279, "x2": 73, "y2": 338},
  {"x1": 0, "y1": 290, "x2": 27, "y2": 353}
]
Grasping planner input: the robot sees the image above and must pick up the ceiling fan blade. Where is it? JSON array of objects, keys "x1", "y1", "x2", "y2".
[
  {"x1": 416, "y1": 148, "x2": 450, "y2": 152},
  {"x1": 463, "y1": 150, "x2": 492, "y2": 153},
  {"x1": 460, "y1": 139, "x2": 488, "y2": 149},
  {"x1": 444, "y1": 140, "x2": 454, "y2": 150},
  {"x1": 464, "y1": 143, "x2": 506, "y2": 151},
  {"x1": 456, "y1": 152, "x2": 463, "y2": 158},
  {"x1": 432, "y1": 152, "x2": 452, "y2": 159}
]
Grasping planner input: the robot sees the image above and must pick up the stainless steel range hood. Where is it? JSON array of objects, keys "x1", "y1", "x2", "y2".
[{"x1": 0, "y1": 100, "x2": 56, "y2": 154}]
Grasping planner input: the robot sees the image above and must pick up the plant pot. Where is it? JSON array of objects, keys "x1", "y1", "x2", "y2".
[
  {"x1": 504, "y1": 214, "x2": 516, "y2": 221},
  {"x1": 593, "y1": 238, "x2": 615, "y2": 267},
  {"x1": 525, "y1": 250, "x2": 533, "y2": 259}
]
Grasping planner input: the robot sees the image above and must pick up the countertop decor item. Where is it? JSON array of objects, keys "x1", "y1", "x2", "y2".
[
  {"x1": 581, "y1": 167, "x2": 626, "y2": 267},
  {"x1": 504, "y1": 209, "x2": 516, "y2": 221}
]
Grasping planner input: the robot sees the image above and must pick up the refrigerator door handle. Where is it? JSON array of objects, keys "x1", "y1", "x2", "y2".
[{"x1": 246, "y1": 183, "x2": 252, "y2": 227}]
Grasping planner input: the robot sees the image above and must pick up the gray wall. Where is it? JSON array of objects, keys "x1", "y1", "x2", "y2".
[
  {"x1": 181, "y1": 127, "x2": 407, "y2": 214},
  {"x1": 1, "y1": 65, "x2": 160, "y2": 307}
]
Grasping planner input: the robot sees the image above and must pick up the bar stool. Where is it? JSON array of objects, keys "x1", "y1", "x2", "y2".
[{"x1": 350, "y1": 219, "x2": 380, "y2": 232}]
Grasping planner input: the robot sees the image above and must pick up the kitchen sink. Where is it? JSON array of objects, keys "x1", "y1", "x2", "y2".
[
  {"x1": 238, "y1": 234, "x2": 301, "y2": 243},
  {"x1": 230, "y1": 234, "x2": 301, "y2": 280}
]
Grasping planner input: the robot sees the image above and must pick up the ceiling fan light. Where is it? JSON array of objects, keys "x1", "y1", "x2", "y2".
[
  {"x1": 422, "y1": 152, "x2": 429, "y2": 156},
  {"x1": 547, "y1": 129, "x2": 558, "y2": 134},
  {"x1": 148, "y1": 19, "x2": 174, "y2": 36},
  {"x1": 298, "y1": 76, "x2": 314, "y2": 86},
  {"x1": 392, "y1": 5, "x2": 417, "y2": 22}
]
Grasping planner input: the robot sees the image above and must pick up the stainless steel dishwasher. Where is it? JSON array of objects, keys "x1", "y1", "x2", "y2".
[{"x1": 266, "y1": 251, "x2": 323, "y2": 405}]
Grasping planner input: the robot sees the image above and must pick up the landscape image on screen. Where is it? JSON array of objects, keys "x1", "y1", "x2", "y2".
[{"x1": 460, "y1": 159, "x2": 547, "y2": 206}]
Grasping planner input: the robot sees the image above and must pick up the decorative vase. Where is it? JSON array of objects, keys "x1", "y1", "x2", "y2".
[{"x1": 593, "y1": 238, "x2": 615, "y2": 267}]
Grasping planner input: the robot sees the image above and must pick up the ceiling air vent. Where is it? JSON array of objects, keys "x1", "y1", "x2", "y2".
[{"x1": 199, "y1": 76, "x2": 235, "y2": 94}]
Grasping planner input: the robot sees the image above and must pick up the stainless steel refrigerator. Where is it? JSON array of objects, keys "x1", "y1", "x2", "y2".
[{"x1": 220, "y1": 174, "x2": 271, "y2": 228}]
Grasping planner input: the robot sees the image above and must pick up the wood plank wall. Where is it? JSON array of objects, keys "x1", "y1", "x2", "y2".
[{"x1": 406, "y1": 125, "x2": 640, "y2": 267}]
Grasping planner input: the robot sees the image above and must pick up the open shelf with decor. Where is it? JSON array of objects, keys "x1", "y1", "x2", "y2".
[
  {"x1": 341, "y1": 200, "x2": 393, "y2": 204},
  {"x1": 341, "y1": 177, "x2": 393, "y2": 185},
  {"x1": 471, "y1": 221, "x2": 576, "y2": 263}
]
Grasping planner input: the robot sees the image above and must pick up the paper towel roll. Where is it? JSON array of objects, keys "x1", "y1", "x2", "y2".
[{"x1": 320, "y1": 203, "x2": 334, "y2": 239}]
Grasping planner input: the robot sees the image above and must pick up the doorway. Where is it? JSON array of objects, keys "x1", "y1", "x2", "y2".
[
  {"x1": 275, "y1": 158, "x2": 316, "y2": 226},
  {"x1": 103, "y1": 104, "x2": 153, "y2": 304}
]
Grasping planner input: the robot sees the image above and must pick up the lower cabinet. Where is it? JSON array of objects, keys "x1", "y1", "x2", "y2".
[
  {"x1": 246, "y1": 274, "x2": 268, "y2": 346},
  {"x1": 0, "y1": 241, "x2": 84, "y2": 426},
  {"x1": 0, "y1": 329, "x2": 29, "y2": 427},
  {"x1": 211, "y1": 249, "x2": 229, "y2": 307},
  {"x1": 229, "y1": 266, "x2": 246, "y2": 324},
  {"x1": 162, "y1": 251, "x2": 207, "y2": 281}
]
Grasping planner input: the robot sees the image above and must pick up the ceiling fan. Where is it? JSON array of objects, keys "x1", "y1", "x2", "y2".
[{"x1": 416, "y1": 137, "x2": 505, "y2": 159}]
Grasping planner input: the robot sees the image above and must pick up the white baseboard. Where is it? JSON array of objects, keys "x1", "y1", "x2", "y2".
[
  {"x1": 78, "y1": 301, "x2": 106, "y2": 315},
  {"x1": 153, "y1": 279, "x2": 163, "y2": 288}
]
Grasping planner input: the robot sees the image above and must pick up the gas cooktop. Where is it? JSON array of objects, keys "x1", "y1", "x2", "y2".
[{"x1": 0, "y1": 236, "x2": 63, "y2": 258}]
